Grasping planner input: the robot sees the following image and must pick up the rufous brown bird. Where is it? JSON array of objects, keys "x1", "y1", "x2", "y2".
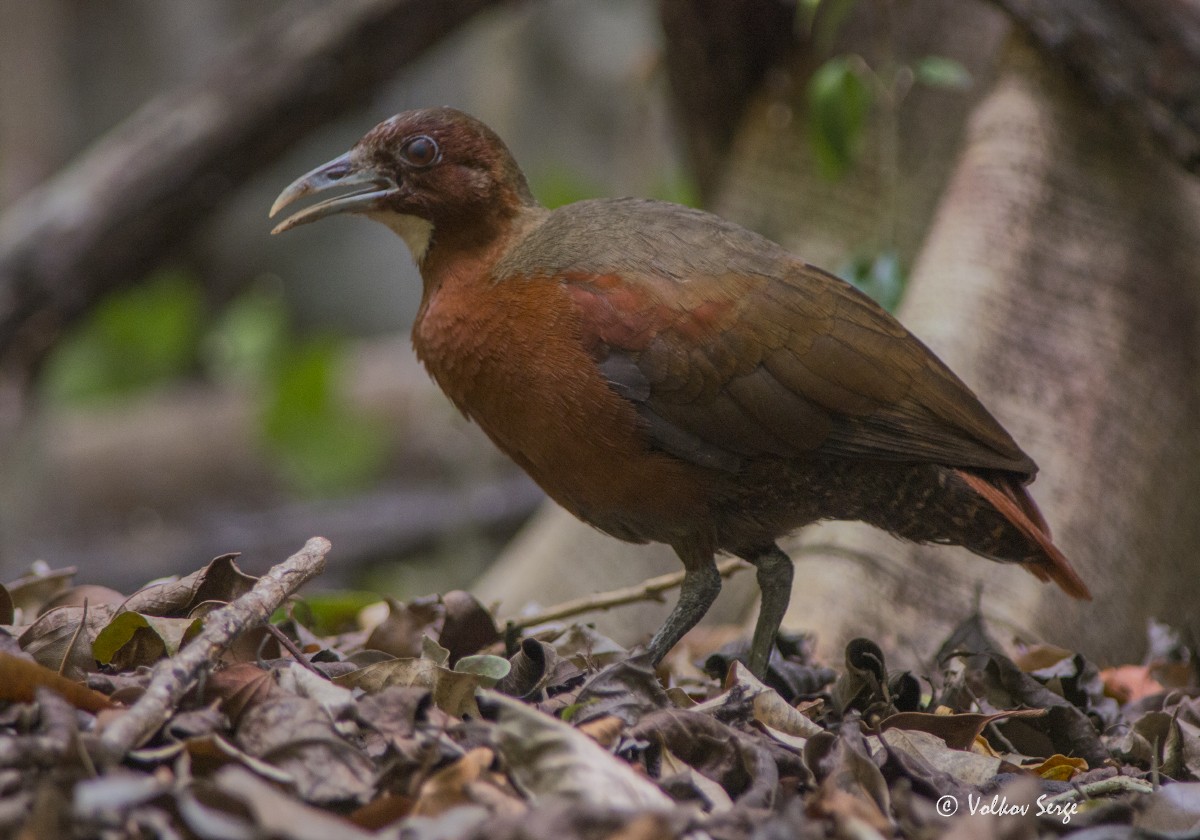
[{"x1": 270, "y1": 107, "x2": 1090, "y2": 676}]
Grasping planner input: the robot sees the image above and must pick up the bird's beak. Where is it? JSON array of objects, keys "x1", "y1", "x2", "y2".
[{"x1": 269, "y1": 151, "x2": 397, "y2": 234}]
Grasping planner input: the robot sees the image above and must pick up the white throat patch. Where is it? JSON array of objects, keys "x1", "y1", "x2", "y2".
[{"x1": 375, "y1": 212, "x2": 435, "y2": 264}]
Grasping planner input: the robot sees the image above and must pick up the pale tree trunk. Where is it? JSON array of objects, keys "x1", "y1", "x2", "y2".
[
  {"x1": 474, "y1": 7, "x2": 1200, "y2": 668},
  {"x1": 785, "y1": 36, "x2": 1200, "y2": 667}
]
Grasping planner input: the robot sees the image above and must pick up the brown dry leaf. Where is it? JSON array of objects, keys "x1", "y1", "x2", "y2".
[
  {"x1": 348, "y1": 792, "x2": 415, "y2": 830},
  {"x1": 577, "y1": 714, "x2": 625, "y2": 749},
  {"x1": 334, "y1": 657, "x2": 482, "y2": 717},
  {"x1": 204, "y1": 764, "x2": 375, "y2": 840},
  {"x1": 4, "y1": 563, "x2": 77, "y2": 618},
  {"x1": 18, "y1": 603, "x2": 115, "y2": 679},
  {"x1": 364, "y1": 597, "x2": 443, "y2": 659},
  {"x1": 181, "y1": 733, "x2": 296, "y2": 783},
  {"x1": 487, "y1": 690, "x2": 674, "y2": 810},
  {"x1": 1024, "y1": 753, "x2": 1087, "y2": 781},
  {"x1": 545, "y1": 624, "x2": 628, "y2": 668},
  {"x1": 879, "y1": 708, "x2": 1047, "y2": 751},
  {"x1": 696, "y1": 660, "x2": 823, "y2": 739},
  {"x1": 494, "y1": 637, "x2": 574, "y2": 700},
  {"x1": 437, "y1": 590, "x2": 500, "y2": 662},
  {"x1": 1133, "y1": 710, "x2": 1200, "y2": 779},
  {"x1": 875, "y1": 728, "x2": 1002, "y2": 787},
  {"x1": 628, "y1": 708, "x2": 782, "y2": 808},
  {"x1": 39, "y1": 584, "x2": 124, "y2": 612},
  {"x1": 1101, "y1": 664, "x2": 1166, "y2": 704},
  {"x1": 187, "y1": 599, "x2": 281, "y2": 664},
  {"x1": 1012, "y1": 644, "x2": 1075, "y2": 673},
  {"x1": 570, "y1": 655, "x2": 668, "y2": 726},
  {"x1": 123, "y1": 553, "x2": 255, "y2": 617},
  {"x1": 411, "y1": 746, "x2": 524, "y2": 819},
  {"x1": 806, "y1": 729, "x2": 893, "y2": 833},
  {"x1": 236, "y1": 692, "x2": 376, "y2": 805},
  {"x1": 0, "y1": 650, "x2": 113, "y2": 712},
  {"x1": 207, "y1": 662, "x2": 277, "y2": 726},
  {"x1": 1134, "y1": 782, "x2": 1200, "y2": 833}
]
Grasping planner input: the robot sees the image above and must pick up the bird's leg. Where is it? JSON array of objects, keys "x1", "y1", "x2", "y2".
[
  {"x1": 743, "y1": 544, "x2": 794, "y2": 678},
  {"x1": 646, "y1": 544, "x2": 721, "y2": 665}
]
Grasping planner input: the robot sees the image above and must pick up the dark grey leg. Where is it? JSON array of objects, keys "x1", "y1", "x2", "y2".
[
  {"x1": 646, "y1": 546, "x2": 721, "y2": 665},
  {"x1": 745, "y1": 544, "x2": 794, "y2": 678}
]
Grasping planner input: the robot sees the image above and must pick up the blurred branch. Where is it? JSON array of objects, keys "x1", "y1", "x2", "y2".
[
  {"x1": 985, "y1": 0, "x2": 1200, "y2": 172},
  {"x1": 0, "y1": 0, "x2": 503, "y2": 400},
  {"x1": 659, "y1": 0, "x2": 798, "y2": 200}
]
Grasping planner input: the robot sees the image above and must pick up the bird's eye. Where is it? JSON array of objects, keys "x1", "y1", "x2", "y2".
[{"x1": 402, "y1": 136, "x2": 439, "y2": 167}]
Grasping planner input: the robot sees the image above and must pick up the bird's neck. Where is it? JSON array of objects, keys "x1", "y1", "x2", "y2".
[{"x1": 416, "y1": 203, "x2": 549, "y2": 299}]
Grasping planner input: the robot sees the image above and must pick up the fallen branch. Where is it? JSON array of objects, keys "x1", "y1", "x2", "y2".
[
  {"x1": 503, "y1": 556, "x2": 749, "y2": 633},
  {"x1": 97, "y1": 536, "x2": 331, "y2": 762}
]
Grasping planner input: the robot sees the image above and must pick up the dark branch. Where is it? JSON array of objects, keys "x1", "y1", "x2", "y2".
[{"x1": 0, "y1": 0, "x2": 504, "y2": 389}]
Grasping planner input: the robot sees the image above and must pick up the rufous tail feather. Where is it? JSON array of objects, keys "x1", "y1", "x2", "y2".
[{"x1": 955, "y1": 470, "x2": 1091, "y2": 600}]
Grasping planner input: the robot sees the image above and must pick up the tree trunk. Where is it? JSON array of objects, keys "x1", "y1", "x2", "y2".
[{"x1": 784, "y1": 36, "x2": 1200, "y2": 667}]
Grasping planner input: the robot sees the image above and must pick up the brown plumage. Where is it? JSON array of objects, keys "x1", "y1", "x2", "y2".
[{"x1": 271, "y1": 107, "x2": 1090, "y2": 676}]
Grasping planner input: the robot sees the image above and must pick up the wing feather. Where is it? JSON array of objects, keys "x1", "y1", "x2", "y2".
[{"x1": 517, "y1": 198, "x2": 1034, "y2": 477}]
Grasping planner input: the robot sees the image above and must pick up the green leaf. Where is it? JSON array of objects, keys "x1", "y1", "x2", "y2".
[
  {"x1": 914, "y1": 55, "x2": 972, "y2": 90},
  {"x1": 802, "y1": 0, "x2": 863, "y2": 52},
  {"x1": 807, "y1": 55, "x2": 873, "y2": 179},
  {"x1": 454, "y1": 654, "x2": 511, "y2": 687},
  {"x1": 93, "y1": 611, "x2": 199, "y2": 667},
  {"x1": 839, "y1": 250, "x2": 907, "y2": 312},
  {"x1": 42, "y1": 269, "x2": 204, "y2": 404},
  {"x1": 290, "y1": 591, "x2": 383, "y2": 635}
]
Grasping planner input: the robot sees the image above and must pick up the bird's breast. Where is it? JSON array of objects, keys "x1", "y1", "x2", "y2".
[{"x1": 412, "y1": 271, "x2": 712, "y2": 544}]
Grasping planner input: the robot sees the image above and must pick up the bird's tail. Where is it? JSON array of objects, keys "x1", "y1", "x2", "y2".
[{"x1": 954, "y1": 469, "x2": 1092, "y2": 600}]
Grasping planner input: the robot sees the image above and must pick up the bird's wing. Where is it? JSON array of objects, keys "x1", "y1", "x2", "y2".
[{"x1": 562, "y1": 261, "x2": 1035, "y2": 476}]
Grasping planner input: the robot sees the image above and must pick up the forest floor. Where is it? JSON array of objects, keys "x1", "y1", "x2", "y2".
[{"x1": 0, "y1": 537, "x2": 1194, "y2": 839}]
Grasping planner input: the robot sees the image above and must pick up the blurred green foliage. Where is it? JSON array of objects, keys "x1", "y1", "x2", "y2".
[
  {"x1": 807, "y1": 55, "x2": 873, "y2": 179},
  {"x1": 42, "y1": 273, "x2": 387, "y2": 496},
  {"x1": 41, "y1": 269, "x2": 204, "y2": 404},
  {"x1": 532, "y1": 164, "x2": 699, "y2": 210},
  {"x1": 283, "y1": 590, "x2": 383, "y2": 636},
  {"x1": 532, "y1": 166, "x2": 604, "y2": 209},
  {"x1": 913, "y1": 55, "x2": 973, "y2": 90},
  {"x1": 839, "y1": 249, "x2": 905, "y2": 312},
  {"x1": 257, "y1": 334, "x2": 388, "y2": 496},
  {"x1": 803, "y1": 0, "x2": 970, "y2": 311}
]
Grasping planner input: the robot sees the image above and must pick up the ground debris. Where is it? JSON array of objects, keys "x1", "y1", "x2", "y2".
[{"x1": 0, "y1": 550, "x2": 1193, "y2": 839}]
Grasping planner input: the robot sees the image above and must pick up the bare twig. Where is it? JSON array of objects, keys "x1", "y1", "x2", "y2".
[
  {"x1": 503, "y1": 556, "x2": 749, "y2": 632},
  {"x1": 97, "y1": 537, "x2": 331, "y2": 762},
  {"x1": 1041, "y1": 775, "x2": 1155, "y2": 805}
]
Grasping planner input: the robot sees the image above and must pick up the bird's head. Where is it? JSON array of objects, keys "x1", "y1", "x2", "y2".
[{"x1": 269, "y1": 107, "x2": 537, "y2": 263}]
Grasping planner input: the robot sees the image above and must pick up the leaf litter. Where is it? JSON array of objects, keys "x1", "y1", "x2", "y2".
[{"x1": 0, "y1": 545, "x2": 1196, "y2": 839}]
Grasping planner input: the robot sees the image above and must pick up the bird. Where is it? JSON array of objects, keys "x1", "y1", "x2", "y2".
[{"x1": 270, "y1": 107, "x2": 1090, "y2": 677}]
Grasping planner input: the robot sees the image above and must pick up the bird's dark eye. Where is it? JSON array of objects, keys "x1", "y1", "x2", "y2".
[{"x1": 402, "y1": 136, "x2": 439, "y2": 167}]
